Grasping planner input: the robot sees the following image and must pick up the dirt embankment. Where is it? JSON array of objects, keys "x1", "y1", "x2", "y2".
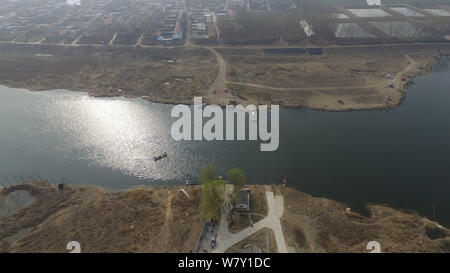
[
  {"x1": 0, "y1": 182, "x2": 448, "y2": 253},
  {"x1": 0, "y1": 44, "x2": 218, "y2": 105},
  {"x1": 219, "y1": 44, "x2": 446, "y2": 111},
  {"x1": 0, "y1": 43, "x2": 449, "y2": 111},
  {"x1": 0, "y1": 182, "x2": 203, "y2": 253},
  {"x1": 280, "y1": 186, "x2": 449, "y2": 253}
]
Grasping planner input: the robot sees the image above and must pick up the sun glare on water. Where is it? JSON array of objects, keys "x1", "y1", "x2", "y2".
[{"x1": 38, "y1": 93, "x2": 188, "y2": 181}]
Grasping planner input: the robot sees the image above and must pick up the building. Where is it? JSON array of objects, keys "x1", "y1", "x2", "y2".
[{"x1": 234, "y1": 188, "x2": 250, "y2": 212}]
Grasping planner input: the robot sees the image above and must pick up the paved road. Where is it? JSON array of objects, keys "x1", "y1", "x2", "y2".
[{"x1": 213, "y1": 191, "x2": 288, "y2": 253}]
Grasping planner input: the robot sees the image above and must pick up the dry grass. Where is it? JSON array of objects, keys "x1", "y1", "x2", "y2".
[
  {"x1": 219, "y1": 45, "x2": 442, "y2": 110},
  {"x1": 0, "y1": 44, "x2": 217, "y2": 105},
  {"x1": 225, "y1": 228, "x2": 277, "y2": 253},
  {"x1": 1, "y1": 182, "x2": 448, "y2": 253},
  {"x1": 0, "y1": 182, "x2": 203, "y2": 253},
  {"x1": 280, "y1": 186, "x2": 450, "y2": 253}
]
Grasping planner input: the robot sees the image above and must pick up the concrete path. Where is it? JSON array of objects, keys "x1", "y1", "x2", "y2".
[{"x1": 213, "y1": 191, "x2": 288, "y2": 253}]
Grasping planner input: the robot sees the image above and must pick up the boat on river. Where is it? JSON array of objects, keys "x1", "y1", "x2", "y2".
[{"x1": 154, "y1": 152, "x2": 168, "y2": 161}]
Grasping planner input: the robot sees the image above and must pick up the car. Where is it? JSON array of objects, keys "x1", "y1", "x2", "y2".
[{"x1": 211, "y1": 235, "x2": 216, "y2": 248}]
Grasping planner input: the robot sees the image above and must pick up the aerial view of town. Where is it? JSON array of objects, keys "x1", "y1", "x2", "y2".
[{"x1": 0, "y1": 0, "x2": 449, "y2": 259}]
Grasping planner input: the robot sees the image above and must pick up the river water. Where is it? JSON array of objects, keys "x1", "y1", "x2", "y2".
[{"x1": 1, "y1": 57, "x2": 449, "y2": 226}]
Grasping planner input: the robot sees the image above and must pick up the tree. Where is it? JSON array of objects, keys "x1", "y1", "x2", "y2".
[
  {"x1": 198, "y1": 163, "x2": 219, "y2": 184},
  {"x1": 226, "y1": 168, "x2": 246, "y2": 187},
  {"x1": 201, "y1": 179, "x2": 225, "y2": 222}
]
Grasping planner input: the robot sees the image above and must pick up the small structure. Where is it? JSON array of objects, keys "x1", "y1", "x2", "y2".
[
  {"x1": 235, "y1": 188, "x2": 250, "y2": 212},
  {"x1": 185, "y1": 174, "x2": 198, "y2": 186},
  {"x1": 300, "y1": 20, "x2": 315, "y2": 37},
  {"x1": 180, "y1": 188, "x2": 190, "y2": 198},
  {"x1": 366, "y1": 0, "x2": 381, "y2": 6},
  {"x1": 250, "y1": 111, "x2": 257, "y2": 121}
]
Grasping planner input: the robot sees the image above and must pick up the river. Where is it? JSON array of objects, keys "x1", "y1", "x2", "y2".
[{"x1": 0, "y1": 56, "x2": 449, "y2": 226}]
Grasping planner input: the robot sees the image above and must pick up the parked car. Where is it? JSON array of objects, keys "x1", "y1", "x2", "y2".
[{"x1": 211, "y1": 234, "x2": 216, "y2": 248}]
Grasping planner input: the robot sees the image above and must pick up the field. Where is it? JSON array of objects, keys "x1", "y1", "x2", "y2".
[
  {"x1": 215, "y1": 0, "x2": 450, "y2": 45},
  {"x1": 0, "y1": 182, "x2": 204, "y2": 252},
  {"x1": 0, "y1": 42, "x2": 448, "y2": 111},
  {"x1": 2, "y1": 0, "x2": 450, "y2": 110},
  {"x1": 0, "y1": 44, "x2": 218, "y2": 104},
  {"x1": 280, "y1": 186, "x2": 450, "y2": 252},
  {"x1": 217, "y1": 44, "x2": 444, "y2": 110},
  {"x1": 1, "y1": 182, "x2": 448, "y2": 252},
  {"x1": 217, "y1": 11, "x2": 306, "y2": 45}
]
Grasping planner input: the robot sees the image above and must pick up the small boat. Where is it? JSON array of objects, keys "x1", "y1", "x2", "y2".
[
  {"x1": 282, "y1": 177, "x2": 287, "y2": 186},
  {"x1": 250, "y1": 111, "x2": 257, "y2": 121},
  {"x1": 154, "y1": 152, "x2": 168, "y2": 161},
  {"x1": 185, "y1": 174, "x2": 198, "y2": 185},
  {"x1": 186, "y1": 180, "x2": 198, "y2": 186}
]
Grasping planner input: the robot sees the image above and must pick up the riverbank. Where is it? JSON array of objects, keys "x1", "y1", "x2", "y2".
[
  {"x1": 218, "y1": 46, "x2": 442, "y2": 111},
  {"x1": 0, "y1": 182, "x2": 448, "y2": 253},
  {"x1": 0, "y1": 43, "x2": 447, "y2": 111}
]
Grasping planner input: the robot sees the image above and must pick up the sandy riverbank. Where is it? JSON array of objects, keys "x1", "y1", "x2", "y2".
[{"x1": 0, "y1": 182, "x2": 448, "y2": 253}]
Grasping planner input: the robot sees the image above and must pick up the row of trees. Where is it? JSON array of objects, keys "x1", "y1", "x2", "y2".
[
  {"x1": 199, "y1": 164, "x2": 246, "y2": 222},
  {"x1": 198, "y1": 164, "x2": 246, "y2": 186}
]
